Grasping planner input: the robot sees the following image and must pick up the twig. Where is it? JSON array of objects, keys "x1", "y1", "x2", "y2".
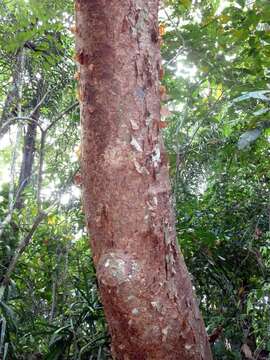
[
  {"x1": 0, "y1": 101, "x2": 79, "y2": 137},
  {"x1": 165, "y1": 46, "x2": 185, "y2": 67},
  {"x1": 0, "y1": 116, "x2": 43, "y2": 136},
  {"x1": 1, "y1": 211, "x2": 47, "y2": 284},
  {"x1": 0, "y1": 178, "x2": 27, "y2": 238},
  {"x1": 29, "y1": 87, "x2": 51, "y2": 118},
  {"x1": 0, "y1": 86, "x2": 49, "y2": 137},
  {"x1": 46, "y1": 101, "x2": 79, "y2": 131},
  {"x1": 0, "y1": 86, "x2": 51, "y2": 134}
]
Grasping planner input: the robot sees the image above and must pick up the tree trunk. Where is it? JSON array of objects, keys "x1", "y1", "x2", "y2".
[
  {"x1": 15, "y1": 79, "x2": 45, "y2": 209},
  {"x1": 15, "y1": 112, "x2": 38, "y2": 209},
  {"x1": 76, "y1": 1, "x2": 212, "y2": 359},
  {"x1": 0, "y1": 50, "x2": 24, "y2": 134}
]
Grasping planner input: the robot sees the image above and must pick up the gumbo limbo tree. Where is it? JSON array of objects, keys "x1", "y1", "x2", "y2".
[{"x1": 75, "y1": 1, "x2": 212, "y2": 359}]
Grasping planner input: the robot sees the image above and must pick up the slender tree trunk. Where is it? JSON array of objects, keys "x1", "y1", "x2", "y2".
[
  {"x1": 76, "y1": 1, "x2": 212, "y2": 359},
  {"x1": 15, "y1": 112, "x2": 38, "y2": 209},
  {"x1": 17, "y1": 82, "x2": 44, "y2": 197},
  {"x1": 50, "y1": 279, "x2": 57, "y2": 321},
  {"x1": 0, "y1": 50, "x2": 24, "y2": 134},
  {"x1": 0, "y1": 49, "x2": 25, "y2": 239}
]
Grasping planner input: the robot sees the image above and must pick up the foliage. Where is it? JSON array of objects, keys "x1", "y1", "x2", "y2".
[
  {"x1": 161, "y1": 0, "x2": 270, "y2": 358},
  {"x1": 0, "y1": 0, "x2": 269, "y2": 359}
]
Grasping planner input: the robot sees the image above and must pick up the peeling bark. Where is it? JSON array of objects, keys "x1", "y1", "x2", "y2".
[{"x1": 76, "y1": 1, "x2": 212, "y2": 359}]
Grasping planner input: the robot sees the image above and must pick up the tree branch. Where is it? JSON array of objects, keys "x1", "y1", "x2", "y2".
[
  {"x1": 0, "y1": 178, "x2": 28, "y2": 238},
  {"x1": 0, "y1": 101, "x2": 79, "y2": 137},
  {"x1": 46, "y1": 101, "x2": 79, "y2": 131},
  {"x1": 1, "y1": 212, "x2": 47, "y2": 285},
  {"x1": 0, "y1": 116, "x2": 43, "y2": 137},
  {"x1": 29, "y1": 87, "x2": 51, "y2": 118}
]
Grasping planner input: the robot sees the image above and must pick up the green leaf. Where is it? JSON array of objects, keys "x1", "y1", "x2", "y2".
[{"x1": 233, "y1": 90, "x2": 270, "y2": 103}]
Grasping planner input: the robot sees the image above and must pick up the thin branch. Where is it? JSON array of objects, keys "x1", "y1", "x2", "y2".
[
  {"x1": 0, "y1": 178, "x2": 27, "y2": 238},
  {"x1": 178, "y1": 90, "x2": 226, "y2": 157},
  {"x1": 37, "y1": 130, "x2": 46, "y2": 211},
  {"x1": 0, "y1": 85, "x2": 53, "y2": 138},
  {"x1": 0, "y1": 116, "x2": 43, "y2": 136},
  {"x1": 46, "y1": 101, "x2": 79, "y2": 131},
  {"x1": 1, "y1": 212, "x2": 47, "y2": 284},
  {"x1": 50, "y1": 279, "x2": 57, "y2": 321},
  {"x1": 165, "y1": 46, "x2": 185, "y2": 67},
  {"x1": 29, "y1": 87, "x2": 51, "y2": 118},
  {"x1": 161, "y1": 10, "x2": 186, "y2": 67},
  {"x1": 1, "y1": 102, "x2": 78, "y2": 213},
  {"x1": 0, "y1": 101, "x2": 79, "y2": 137}
]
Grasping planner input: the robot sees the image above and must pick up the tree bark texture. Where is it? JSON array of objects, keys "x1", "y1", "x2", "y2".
[
  {"x1": 15, "y1": 111, "x2": 38, "y2": 209},
  {"x1": 76, "y1": 1, "x2": 212, "y2": 359}
]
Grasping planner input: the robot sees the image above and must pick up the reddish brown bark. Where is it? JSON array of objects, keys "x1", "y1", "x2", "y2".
[{"x1": 76, "y1": 1, "x2": 212, "y2": 359}]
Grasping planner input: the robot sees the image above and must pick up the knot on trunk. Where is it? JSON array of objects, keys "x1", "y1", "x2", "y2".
[{"x1": 97, "y1": 251, "x2": 141, "y2": 288}]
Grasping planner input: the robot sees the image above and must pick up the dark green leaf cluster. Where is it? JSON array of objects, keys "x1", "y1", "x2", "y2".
[{"x1": 161, "y1": 0, "x2": 269, "y2": 358}]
